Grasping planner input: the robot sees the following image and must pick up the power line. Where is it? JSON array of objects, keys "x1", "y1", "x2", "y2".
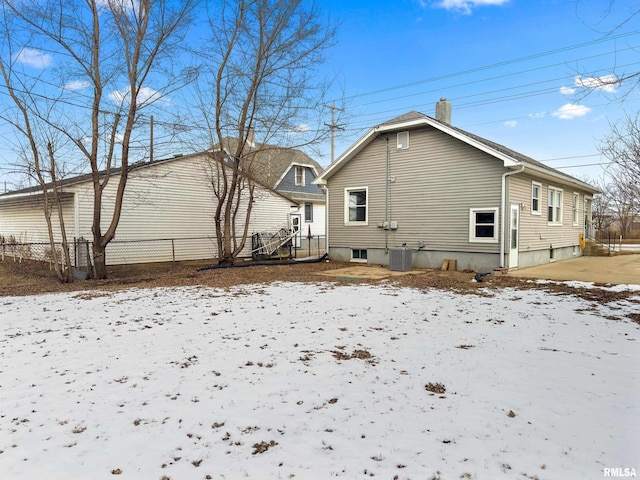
[
  {"x1": 337, "y1": 29, "x2": 640, "y2": 103},
  {"x1": 348, "y1": 45, "x2": 640, "y2": 111}
]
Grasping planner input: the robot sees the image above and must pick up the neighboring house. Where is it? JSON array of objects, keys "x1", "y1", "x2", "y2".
[
  {"x1": 0, "y1": 151, "x2": 297, "y2": 265},
  {"x1": 219, "y1": 137, "x2": 326, "y2": 247},
  {"x1": 314, "y1": 100, "x2": 600, "y2": 272}
]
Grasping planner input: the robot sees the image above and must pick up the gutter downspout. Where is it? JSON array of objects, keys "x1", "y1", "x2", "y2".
[
  {"x1": 500, "y1": 165, "x2": 525, "y2": 268},
  {"x1": 322, "y1": 185, "x2": 329, "y2": 258},
  {"x1": 385, "y1": 136, "x2": 390, "y2": 253}
]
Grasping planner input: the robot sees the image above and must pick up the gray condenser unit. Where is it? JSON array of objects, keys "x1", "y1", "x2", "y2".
[{"x1": 389, "y1": 246, "x2": 412, "y2": 271}]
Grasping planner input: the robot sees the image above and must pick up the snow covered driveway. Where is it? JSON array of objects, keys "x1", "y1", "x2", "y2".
[{"x1": 1, "y1": 282, "x2": 638, "y2": 479}]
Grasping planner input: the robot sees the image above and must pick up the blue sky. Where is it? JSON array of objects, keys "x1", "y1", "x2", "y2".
[
  {"x1": 315, "y1": 0, "x2": 640, "y2": 181},
  {"x1": 0, "y1": 0, "x2": 638, "y2": 190}
]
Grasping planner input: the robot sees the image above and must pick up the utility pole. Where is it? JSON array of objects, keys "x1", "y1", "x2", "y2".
[
  {"x1": 149, "y1": 115, "x2": 154, "y2": 163},
  {"x1": 324, "y1": 102, "x2": 344, "y2": 164}
]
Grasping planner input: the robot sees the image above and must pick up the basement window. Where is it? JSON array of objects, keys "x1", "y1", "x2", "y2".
[{"x1": 351, "y1": 249, "x2": 368, "y2": 263}]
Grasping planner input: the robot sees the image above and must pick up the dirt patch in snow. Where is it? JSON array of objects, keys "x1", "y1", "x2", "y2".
[{"x1": 0, "y1": 258, "x2": 638, "y2": 305}]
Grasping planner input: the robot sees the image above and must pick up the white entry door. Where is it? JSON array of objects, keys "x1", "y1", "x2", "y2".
[
  {"x1": 290, "y1": 214, "x2": 301, "y2": 248},
  {"x1": 509, "y1": 204, "x2": 519, "y2": 269}
]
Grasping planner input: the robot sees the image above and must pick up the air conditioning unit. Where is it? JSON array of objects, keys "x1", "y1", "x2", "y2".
[{"x1": 389, "y1": 246, "x2": 412, "y2": 271}]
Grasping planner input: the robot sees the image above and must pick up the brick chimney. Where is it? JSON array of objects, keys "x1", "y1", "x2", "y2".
[{"x1": 435, "y1": 98, "x2": 451, "y2": 124}]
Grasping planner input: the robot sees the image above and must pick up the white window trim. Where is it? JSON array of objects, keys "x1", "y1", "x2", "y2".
[
  {"x1": 344, "y1": 187, "x2": 369, "y2": 226},
  {"x1": 531, "y1": 181, "x2": 542, "y2": 215},
  {"x1": 397, "y1": 131, "x2": 409, "y2": 150},
  {"x1": 294, "y1": 166, "x2": 305, "y2": 186},
  {"x1": 572, "y1": 192, "x2": 580, "y2": 226},
  {"x1": 304, "y1": 202, "x2": 313, "y2": 223},
  {"x1": 350, "y1": 249, "x2": 368, "y2": 263},
  {"x1": 547, "y1": 186, "x2": 563, "y2": 226},
  {"x1": 469, "y1": 207, "x2": 499, "y2": 243}
]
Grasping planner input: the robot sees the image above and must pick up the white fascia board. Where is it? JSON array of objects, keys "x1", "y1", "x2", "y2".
[
  {"x1": 419, "y1": 118, "x2": 521, "y2": 167},
  {"x1": 314, "y1": 127, "x2": 377, "y2": 185},
  {"x1": 374, "y1": 117, "x2": 521, "y2": 167},
  {"x1": 275, "y1": 162, "x2": 320, "y2": 189},
  {"x1": 0, "y1": 190, "x2": 42, "y2": 201},
  {"x1": 273, "y1": 161, "x2": 295, "y2": 189},
  {"x1": 0, "y1": 188, "x2": 76, "y2": 206},
  {"x1": 314, "y1": 120, "x2": 422, "y2": 184},
  {"x1": 0, "y1": 187, "x2": 58, "y2": 202},
  {"x1": 314, "y1": 117, "x2": 523, "y2": 188}
]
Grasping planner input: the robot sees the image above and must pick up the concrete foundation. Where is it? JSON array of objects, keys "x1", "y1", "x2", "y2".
[
  {"x1": 328, "y1": 247, "x2": 499, "y2": 273},
  {"x1": 517, "y1": 245, "x2": 581, "y2": 270},
  {"x1": 330, "y1": 244, "x2": 583, "y2": 273}
]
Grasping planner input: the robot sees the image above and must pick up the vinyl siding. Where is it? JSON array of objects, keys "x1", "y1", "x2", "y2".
[
  {"x1": 277, "y1": 166, "x2": 324, "y2": 196},
  {"x1": 508, "y1": 174, "x2": 587, "y2": 251},
  {"x1": 0, "y1": 195, "x2": 75, "y2": 243},
  {"x1": 290, "y1": 201, "x2": 326, "y2": 237},
  {"x1": 1, "y1": 154, "x2": 295, "y2": 264},
  {"x1": 327, "y1": 126, "x2": 505, "y2": 253}
]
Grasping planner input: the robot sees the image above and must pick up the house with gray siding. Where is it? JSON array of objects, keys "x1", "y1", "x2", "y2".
[
  {"x1": 0, "y1": 151, "x2": 297, "y2": 266},
  {"x1": 314, "y1": 100, "x2": 600, "y2": 272}
]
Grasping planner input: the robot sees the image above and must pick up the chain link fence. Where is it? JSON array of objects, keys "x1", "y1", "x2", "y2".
[
  {"x1": 1, "y1": 233, "x2": 327, "y2": 273},
  {"x1": 1, "y1": 237, "x2": 93, "y2": 278}
]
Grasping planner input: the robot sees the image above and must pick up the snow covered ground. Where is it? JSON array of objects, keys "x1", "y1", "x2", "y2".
[{"x1": 1, "y1": 281, "x2": 638, "y2": 480}]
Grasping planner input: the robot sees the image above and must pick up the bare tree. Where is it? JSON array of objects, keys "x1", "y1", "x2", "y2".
[
  {"x1": 594, "y1": 113, "x2": 640, "y2": 236},
  {"x1": 193, "y1": 0, "x2": 336, "y2": 265},
  {"x1": 607, "y1": 177, "x2": 637, "y2": 235},
  {"x1": 590, "y1": 177, "x2": 615, "y2": 233},
  {"x1": 0, "y1": 51, "x2": 74, "y2": 281},
  {"x1": 599, "y1": 113, "x2": 640, "y2": 193},
  {"x1": 575, "y1": 1, "x2": 640, "y2": 96},
  {"x1": 0, "y1": 0, "x2": 196, "y2": 279}
]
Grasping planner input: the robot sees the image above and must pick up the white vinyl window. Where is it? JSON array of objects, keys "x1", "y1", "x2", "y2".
[
  {"x1": 304, "y1": 202, "x2": 313, "y2": 223},
  {"x1": 531, "y1": 182, "x2": 542, "y2": 215},
  {"x1": 469, "y1": 207, "x2": 499, "y2": 243},
  {"x1": 344, "y1": 187, "x2": 368, "y2": 225},
  {"x1": 397, "y1": 131, "x2": 409, "y2": 150},
  {"x1": 351, "y1": 249, "x2": 368, "y2": 263},
  {"x1": 547, "y1": 186, "x2": 563, "y2": 224},
  {"x1": 295, "y1": 166, "x2": 304, "y2": 186},
  {"x1": 572, "y1": 192, "x2": 580, "y2": 225}
]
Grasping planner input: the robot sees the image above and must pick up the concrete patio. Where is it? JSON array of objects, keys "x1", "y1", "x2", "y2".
[{"x1": 508, "y1": 254, "x2": 640, "y2": 285}]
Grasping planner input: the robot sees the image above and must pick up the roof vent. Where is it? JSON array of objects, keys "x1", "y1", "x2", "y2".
[{"x1": 436, "y1": 98, "x2": 451, "y2": 124}]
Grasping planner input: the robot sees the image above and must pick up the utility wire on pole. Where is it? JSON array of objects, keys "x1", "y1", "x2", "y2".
[
  {"x1": 150, "y1": 115, "x2": 154, "y2": 163},
  {"x1": 324, "y1": 102, "x2": 345, "y2": 164}
]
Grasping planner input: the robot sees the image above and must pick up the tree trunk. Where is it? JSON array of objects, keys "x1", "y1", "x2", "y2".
[{"x1": 93, "y1": 242, "x2": 108, "y2": 279}]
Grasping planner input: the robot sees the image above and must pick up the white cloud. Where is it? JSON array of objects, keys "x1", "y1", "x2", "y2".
[
  {"x1": 575, "y1": 75, "x2": 619, "y2": 93},
  {"x1": 291, "y1": 123, "x2": 310, "y2": 134},
  {"x1": 503, "y1": 120, "x2": 517, "y2": 128},
  {"x1": 551, "y1": 103, "x2": 591, "y2": 120},
  {"x1": 63, "y1": 80, "x2": 91, "y2": 91},
  {"x1": 528, "y1": 112, "x2": 546, "y2": 119},
  {"x1": 13, "y1": 48, "x2": 52, "y2": 69},
  {"x1": 560, "y1": 86, "x2": 576, "y2": 95},
  {"x1": 81, "y1": 132, "x2": 124, "y2": 147},
  {"x1": 434, "y1": 0, "x2": 510, "y2": 14},
  {"x1": 96, "y1": 0, "x2": 140, "y2": 13},
  {"x1": 109, "y1": 86, "x2": 170, "y2": 106}
]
